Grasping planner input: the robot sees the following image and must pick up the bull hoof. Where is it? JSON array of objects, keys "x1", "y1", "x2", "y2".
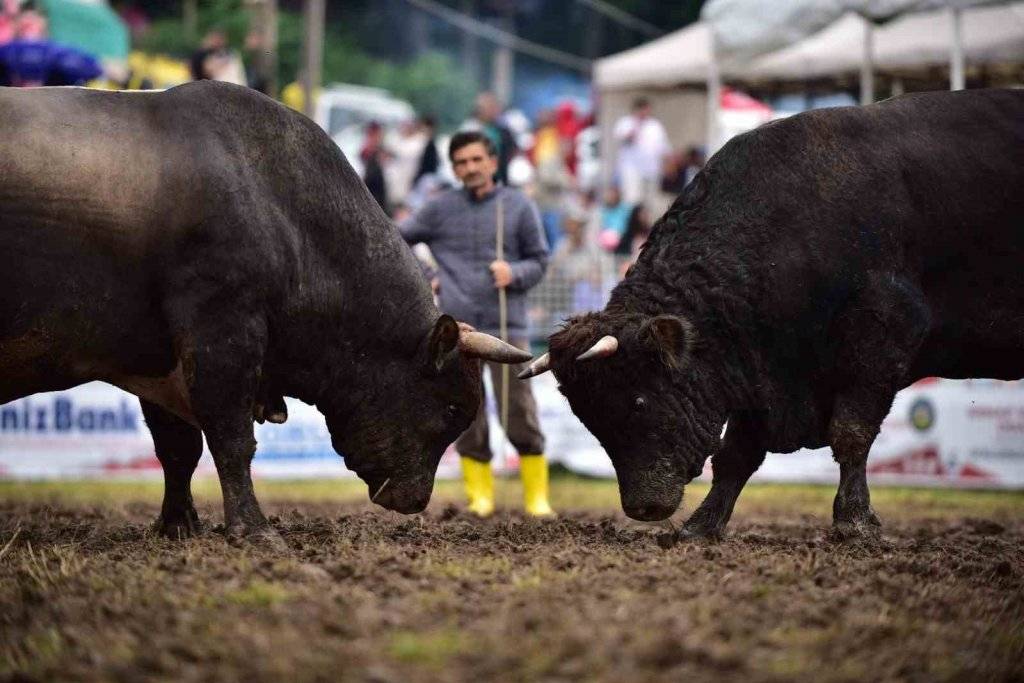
[
  {"x1": 827, "y1": 517, "x2": 883, "y2": 544},
  {"x1": 678, "y1": 524, "x2": 725, "y2": 541},
  {"x1": 225, "y1": 524, "x2": 288, "y2": 552},
  {"x1": 152, "y1": 509, "x2": 202, "y2": 540},
  {"x1": 655, "y1": 525, "x2": 723, "y2": 549}
]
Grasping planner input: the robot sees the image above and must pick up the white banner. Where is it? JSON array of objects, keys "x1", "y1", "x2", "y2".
[{"x1": 1, "y1": 377, "x2": 1022, "y2": 488}]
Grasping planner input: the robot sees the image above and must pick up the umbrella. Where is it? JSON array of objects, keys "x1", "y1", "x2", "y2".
[{"x1": 0, "y1": 39, "x2": 102, "y2": 86}]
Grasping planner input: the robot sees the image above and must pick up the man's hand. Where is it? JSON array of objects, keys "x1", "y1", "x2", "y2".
[{"x1": 490, "y1": 260, "x2": 512, "y2": 289}]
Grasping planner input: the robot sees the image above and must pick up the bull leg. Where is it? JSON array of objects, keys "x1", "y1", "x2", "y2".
[
  {"x1": 141, "y1": 399, "x2": 203, "y2": 539},
  {"x1": 681, "y1": 414, "x2": 766, "y2": 539},
  {"x1": 827, "y1": 274, "x2": 931, "y2": 539},
  {"x1": 828, "y1": 405, "x2": 884, "y2": 538},
  {"x1": 185, "y1": 316, "x2": 285, "y2": 550}
]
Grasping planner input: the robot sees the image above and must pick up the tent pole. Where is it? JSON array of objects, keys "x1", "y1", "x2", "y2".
[
  {"x1": 860, "y1": 19, "x2": 874, "y2": 105},
  {"x1": 706, "y1": 31, "x2": 721, "y2": 155},
  {"x1": 950, "y1": 6, "x2": 965, "y2": 90},
  {"x1": 301, "y1": 0, "x2": 325, "y2": 119}
]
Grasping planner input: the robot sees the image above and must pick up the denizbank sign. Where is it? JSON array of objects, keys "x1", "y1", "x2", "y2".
[
  {"x1": 1, "y1": 396, "x2": 138, "y2": 434},
  {"x1": 0, "y1": 379, "x2": 1021, "y2": 486}
]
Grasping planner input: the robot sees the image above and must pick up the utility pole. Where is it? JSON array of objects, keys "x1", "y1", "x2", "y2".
[
  {"x1": 490, "y1": 2, "x2": 514, "y2": 104},
  {"x1": 183, "y1": 0, "x2": 197, "y2": 43},
  {"x1": 950, "y1": 6, "x2": 965, "y2": 90},
  {"x1": 860, "y1": 20, "x2": 874, "y2": 105},
  {"x1": 302, "y1": 0, "x2": 325, "y2": 119},
  {"x1": 460, "y1": 0, "x2": 480, "y2": 90},
  {"x1": 245, "y1": 0, "x2": 278, "y2": 98}
]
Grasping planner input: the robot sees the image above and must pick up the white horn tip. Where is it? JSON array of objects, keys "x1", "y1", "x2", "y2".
[
  {"x1": 517, "y1": 352, "x2": 551, "y2": 379},
  {"x1": 576, "y1": 335, "x2": 619, "y2": 362}
]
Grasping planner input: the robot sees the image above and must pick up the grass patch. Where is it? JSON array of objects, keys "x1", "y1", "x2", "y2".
[
  {"x1": 418, "y1": 555, "x2": 513, "y2": 580},
  {"x1": 387, "y1": 628, "x2": 466, "y2": 668},
  {"x1": 1, "y1": 627, "x2": 64, "y2": 676},
  {"x1": 0, "y1": 477, "x2": 1020, "y2": 521},
  {"x1": 222, "y1": 580, "x2": 290, "y2": 609}
]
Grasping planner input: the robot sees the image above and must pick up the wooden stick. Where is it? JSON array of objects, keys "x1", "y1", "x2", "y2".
[{"x1": 497, "y1": 194, "x2": 509, "y2": 456}]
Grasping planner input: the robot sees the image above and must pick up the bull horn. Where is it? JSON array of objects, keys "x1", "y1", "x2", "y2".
[
  {"x1": 517, "y1": 353, "x2": 551, "y2": 379},
  {"x1": 577, "y1": 335, "x2": 619, "y2": 362},
  {"x1": 459, "y1": 330, "x2": 532, "y2": 364}
]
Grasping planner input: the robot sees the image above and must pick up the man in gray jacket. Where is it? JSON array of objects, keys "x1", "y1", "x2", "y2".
[{"x1": 400, "y1": 131, "x2": 553, "y2": 517}]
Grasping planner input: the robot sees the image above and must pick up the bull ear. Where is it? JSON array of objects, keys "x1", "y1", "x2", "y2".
[
  {"x1": 427, "y1": 314, "x2": 461, "y2": 371},
  {"x1": 641, "y1": 315, "x2": 695, "y2": 369}
]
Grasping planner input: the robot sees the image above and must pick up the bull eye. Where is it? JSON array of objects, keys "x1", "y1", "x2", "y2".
[
  {"x1": 634, "y1": 396, "x2": 647, "y2": 411},
  {"x1": 446, "y1": 404, "x2": 459, "y2": 417}
]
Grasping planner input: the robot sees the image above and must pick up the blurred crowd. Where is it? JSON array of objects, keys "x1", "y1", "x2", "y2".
[
  {"x1": 364, "y1": 92, "x2": 705, "y2": 338},
  {"x1": 0, "y1": 0, "x2": 103, "y2": 86},
  {"x1": 1, "y1": 0, "x2": 705, "y2": 341}
]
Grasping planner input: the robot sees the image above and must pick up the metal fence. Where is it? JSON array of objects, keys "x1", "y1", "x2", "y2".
[{"x1": 526, "y1": 250, "x2": 633, "y2": 345}]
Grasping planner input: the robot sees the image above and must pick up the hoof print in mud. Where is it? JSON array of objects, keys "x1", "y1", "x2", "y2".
[
  {"x1": 655, "y1": 532, "x2": 678, "y2": 549},
  {"x1": 225, "y1": 526, "x2": 288, "y2": 552}
]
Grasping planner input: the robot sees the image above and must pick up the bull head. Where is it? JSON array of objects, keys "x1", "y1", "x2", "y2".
[
  {"x1": 518, "y1": 315, "x2": 694, "y2": 378},
  {"x1": 428, "y1": 316, "x2": 531, "y2": 371}
]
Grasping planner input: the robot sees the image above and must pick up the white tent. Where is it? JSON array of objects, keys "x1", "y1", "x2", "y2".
[
  {"x1": 743, "y1": 2, "x2": 1024, "y2": 80},
  {"x1": 593, "y1": 22, "x2": 714, "y2": 189},
  {"x1": 877, "y1": 1, "x2": 1024, "y2": 68},
  {"x1": 702, "y1": 0, "x2": 1009, "y2": 63},
  {"x1": 593, "y1": 1, "x2": 1024, "y2": 182},
  {"x1": 593, "y1": 21, "x2": 712, "y2": 91}
]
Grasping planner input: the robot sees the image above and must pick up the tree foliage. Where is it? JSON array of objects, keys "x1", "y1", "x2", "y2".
[{"x1": 136, "y1": 0, "x2": 474, "y2": 128}]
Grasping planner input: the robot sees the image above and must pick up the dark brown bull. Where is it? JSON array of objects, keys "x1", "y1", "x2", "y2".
[
  {"x1": 0, "y1": 81, "x2": 529, "y2": 547},
  {"x1": 523, "y1": 89, "x2": 1024, "y2": 539}
]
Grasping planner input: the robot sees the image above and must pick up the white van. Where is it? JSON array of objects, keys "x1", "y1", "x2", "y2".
[{"x1": 313, "y1": 84, "x2": 416, "y2": 177}]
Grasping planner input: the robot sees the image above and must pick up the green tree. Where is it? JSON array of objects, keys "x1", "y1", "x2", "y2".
[{"x1": 136, "y1": 1, "x2": 475, "y2": 128}]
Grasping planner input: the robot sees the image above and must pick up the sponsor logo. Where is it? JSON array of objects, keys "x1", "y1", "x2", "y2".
[
  {"x1": 909, "y1": 398, "x2": 935, "y2": 431},
  {"x1": 0, "y1": 397, "x2": 139, "y2": 434}
]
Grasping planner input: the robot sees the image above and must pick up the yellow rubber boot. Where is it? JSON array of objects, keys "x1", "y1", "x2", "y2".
[
  {"x1": 460, "y1": 456, "x2": 495, "y2": 518},
  {"x1": 520, "y1": 454, "x2": 555, "y2": 517}
]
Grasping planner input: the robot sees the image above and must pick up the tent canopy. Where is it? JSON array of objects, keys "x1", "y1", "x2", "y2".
[
  {"x1": 743, "y1": 2, "x2": 1024, "y2": 81},
  {"x1": 702, "y1": 0, "x2": 1008, "y2": 63},
  {"x1": 593, "y1": 21, "x2": 711, "y2": 90},
  {"x1": 593, "y1": 1, "x2": 1024, "y2": 91}
]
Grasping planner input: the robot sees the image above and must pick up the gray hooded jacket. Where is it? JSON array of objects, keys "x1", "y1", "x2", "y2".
[{"x1": 400, "y1": 185, "x2": 548, "y2": 338}]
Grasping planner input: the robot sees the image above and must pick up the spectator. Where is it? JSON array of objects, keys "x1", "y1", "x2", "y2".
[
  {"x1": 243, "y1": 29, "x2": 270, "y2": 94},
  {"x1": 597, "y1": 186, "x2": 633, "y2": 252},
  {"x1": 532, "y1": 109, "x2": 573, "y2": 250},
  {"x1": 551, "y1": 204, "x2": 609, "y2": 313},
  {"x1": 406, "y1": 172, "x2": 450, "y2": 214},
  {"x1": 613, "y1": 97, "x2": 670, "y2": 209},
  {"x1": 413, "y1": 115, "x2": 440, "y2": 184},
  {"x1": 189, "y1": 29, "x2": 245, "y2": 85},
  {"x1": 662, "y1": 146, "x2": 706, "y2": 195},
  {"x1": 387, "y1": 118, "x2": 429, "y2": 208},
  {"x1": 554, "y1": 100, "x2": 584, "y2": 176},
  {"x1": 360, "y1": 121, "x2": 389, "y2": 213},
  {"x1": 400, "y1": 131, "x2": 553, "y2": 519},
  {"x1": 616, "y1": 204, "x2": 653, "y2": 259},
  {"x1": 461, "y1": 91, "x2": 517, "y2": 185}
]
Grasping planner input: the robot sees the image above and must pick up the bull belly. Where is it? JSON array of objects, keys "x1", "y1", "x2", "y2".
[
  {"x1": 1, "y1": 329, "x2": 197, "y2": 425},
  {"x1": 108, "y1": 363, "x2": 198, "y2": 427}
]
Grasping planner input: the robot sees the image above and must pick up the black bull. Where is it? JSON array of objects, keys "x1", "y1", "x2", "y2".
[
  {"x1": 0, "y1": 81, "x2": 530, "y2": 546},
  {"x1": 522, "y1": 89, "x2": 1024, "y2": 538}
]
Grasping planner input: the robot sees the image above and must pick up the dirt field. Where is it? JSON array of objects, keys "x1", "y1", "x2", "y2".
[{"x1": 1, "y1": 477, "x2": 1022, "y2": 683}]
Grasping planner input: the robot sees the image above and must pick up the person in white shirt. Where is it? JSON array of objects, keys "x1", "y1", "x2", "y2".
[{"x1": 613, "y1": 97, "x2": 671, "y2": 208}]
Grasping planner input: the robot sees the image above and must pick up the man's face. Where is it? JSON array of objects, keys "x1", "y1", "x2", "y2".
[{"x1": 451, "y1": 142, "x2": 498, "y2": 191}]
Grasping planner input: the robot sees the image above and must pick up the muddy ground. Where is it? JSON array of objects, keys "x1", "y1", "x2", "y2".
[{"x1": 1, "y1": 481, "x2": 1022, "y2": 682}]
